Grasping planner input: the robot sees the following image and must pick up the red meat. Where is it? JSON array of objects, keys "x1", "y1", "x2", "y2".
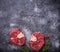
[
  {"x1": 29, "y1": 32, "x2": 44, "y2": 51},
  {"x1": 9, "y1": 28, "x2": 25, "y2": 46}
]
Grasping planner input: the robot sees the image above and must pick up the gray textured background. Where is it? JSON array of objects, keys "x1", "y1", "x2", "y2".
[{"x1": 0, "y1": 0, "x2": 60, "y2": 52}]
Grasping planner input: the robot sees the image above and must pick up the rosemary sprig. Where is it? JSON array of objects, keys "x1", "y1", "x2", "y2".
[{"x1": 18, "y1": 45, "x2": 30, "y2": 52}]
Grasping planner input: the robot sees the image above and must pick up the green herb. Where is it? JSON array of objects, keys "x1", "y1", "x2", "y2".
[
  {"x1": 18, "y1": 45, "x2": 30, "y2": 52},
  {"x1": 42, "y1": 40, "x2": 50, "y2": 52}
]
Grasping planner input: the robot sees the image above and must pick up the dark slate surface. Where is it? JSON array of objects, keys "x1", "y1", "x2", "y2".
[{"x1": 0, "y1": 0, "x2": 60, "y2": 52}]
